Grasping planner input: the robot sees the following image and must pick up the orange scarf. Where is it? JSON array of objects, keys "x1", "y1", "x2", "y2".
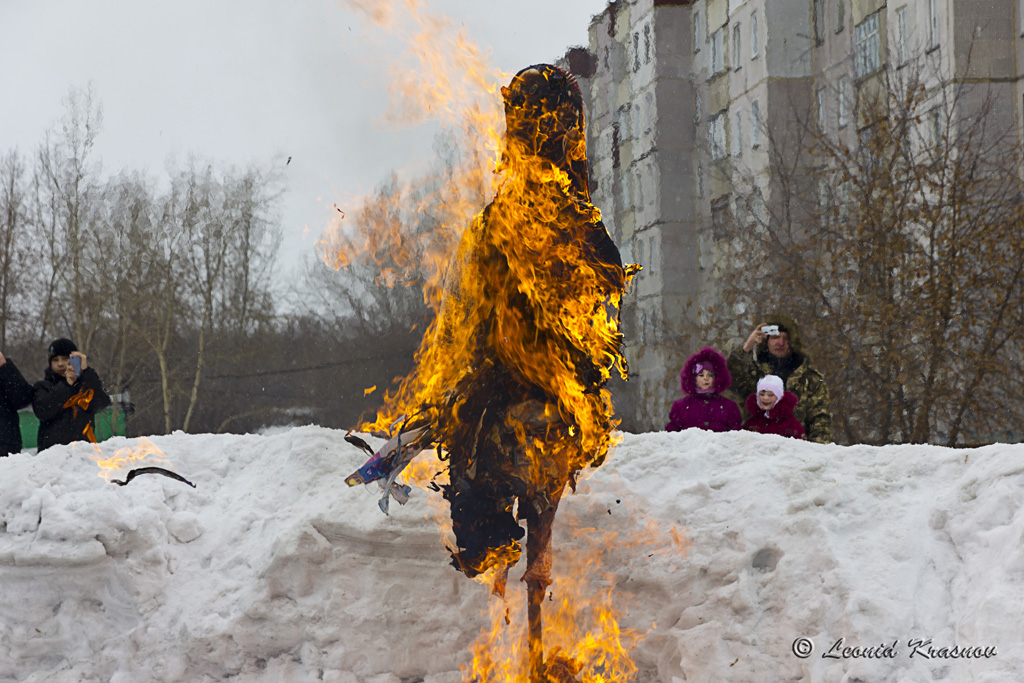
[{"x1": 63, "y1": 389, "x2": 97, "y2": 443}]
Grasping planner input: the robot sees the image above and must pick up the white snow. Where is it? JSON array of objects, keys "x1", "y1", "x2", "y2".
[{"x1": 1, "y1": 426, "x2": 1022, "y2": 682}]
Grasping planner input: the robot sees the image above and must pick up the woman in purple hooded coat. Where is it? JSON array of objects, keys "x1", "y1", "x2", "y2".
[{"x1": 666, "y1": 347, "x2": 742, "y2": 433}]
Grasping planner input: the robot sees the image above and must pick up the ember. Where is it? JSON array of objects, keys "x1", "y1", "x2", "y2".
[{"x1": 340, "y1": 62, "x2": 640, "y2": 682}]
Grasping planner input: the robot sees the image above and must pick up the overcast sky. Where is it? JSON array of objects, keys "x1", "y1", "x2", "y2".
[{"x1": 0, "y1": 0, "x2": 611, "y2": 269}]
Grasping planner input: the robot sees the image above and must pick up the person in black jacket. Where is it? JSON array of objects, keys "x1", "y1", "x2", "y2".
[
  {"x1": 0, "y1": 350, "x2": 33, "y2": 456},
  {"x1": 32, "y1": 338, "x2": 111, "y2": 451}
]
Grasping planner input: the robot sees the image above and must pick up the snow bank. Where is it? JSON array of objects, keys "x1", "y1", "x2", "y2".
[{"x1": 0, "y1": 426, "x2": 1021, "y2": 682}]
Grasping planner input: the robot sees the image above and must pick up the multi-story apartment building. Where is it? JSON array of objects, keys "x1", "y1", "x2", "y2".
[{"x1": 568, "y1": 0, "x2": 1023, "y2": 431}]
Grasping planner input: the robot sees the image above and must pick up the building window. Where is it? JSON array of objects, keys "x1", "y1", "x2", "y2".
[
  {"x1": 835, "y1": 0, "x2": 845, "y2": 33},
  {"x1": 644, "y1": 23, "x2": 652, "y2": 64},
  {"x1": 854, "y1": 12, "x2": 881, "y2": 78},
  {"x1": 733, "y1": 23, "x2": 742, "y2": 69},
  {"x1": 895, "y1": 7, "x2": 909, "y2": 65},
  {"x1": 751, "y1": 12, "x2": 760, "y2": 58},
  {"x1": 857, "y1": 126, "x2": 872, "y2": 161},
  {"x1": 929, "y1": 108, "x2": 942, "y2": 151},
  {"x1": 648, "y1": 237, "x2": 657, "y2": 280},
  {"x1": 900, "y1": 122, "x2": 913, "y2": 161},
  {"x1": 817, "y1": 177, "x2": 830, "y2": 216},
  {"x1": 711, "y1": 196, "x2": 732, "y2": 239},
  {"x1": 817, "y1": 87, "x2": 827, "y2": 133},
  {"x1": 928, "y1": 0, "x2": 939, "y2": 48},
  {"x1": 838, "y1": 77, "x2": 850, "y2": 128},
  {"x1": 710, "y1": 27, "x2": 724, "y2": 74},
  {"x1": 750, "y1": 100, "x2": 762, "y2": 148},
  {"x1": 814, "y1": 0, "x2": 825, "y2": 44},
  {"x1": 611, "y1": 122, "x2": 621, "y2": 169},
  {"x1": 694, "y1": 11, "x2": 701, "y2": 53},
  {"x1": 710, "y1": 113, "x2": 726, "y2": 159},
  {"x1": 838, "y1": 178, "x2": 851, "y2": 221},
  {"x1": 733, "y1": 108, "x2": 744, "y2": 156},
  {"x1": 633, "y1": 32, "x2": 641, "y2": 72}
]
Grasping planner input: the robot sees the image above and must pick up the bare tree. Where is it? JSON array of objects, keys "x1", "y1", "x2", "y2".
[
  {"x1": 34, "y1": 85, "x2": 104, "y2": 349},
  {"x1": 696, "y1": 60, "x2": 1024, "y2": 445},
  {"x1": 95, "y1": 170, "x2": 159, "y2": 402},
  {"x1": 118, "y1": 172, "x2": 189, "y2": 434},
  {"x1": 0, "y1": 150, "x2": 31, "y2": 348},
  {"x1": 220, "y1": 167, "x2": 282, "y2": 336},
  {"x1": 307, "y1": 174, "x2": 429, "y2": 338},
  {"x1": 309, "y1": 126, "x2": 490, "y2": 332},
  {"x1": 3, "y1": 85, "x2": 468, "y2": 437},
  {"x1": 297, "y1": 126, "x2": 496, "y2": 428}
]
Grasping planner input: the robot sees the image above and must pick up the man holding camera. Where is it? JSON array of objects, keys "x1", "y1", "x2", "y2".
[
  {"x1": 727, "y1": 314, "x2": 832, "y2": 443},
  {"x1": 32, "y1": 338, "x2": 111, "y2": 451}
]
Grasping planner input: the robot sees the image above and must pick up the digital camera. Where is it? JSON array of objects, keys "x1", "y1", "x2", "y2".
[{"x1": 761, "y1": 325, "x2": 780, "y2": 336}]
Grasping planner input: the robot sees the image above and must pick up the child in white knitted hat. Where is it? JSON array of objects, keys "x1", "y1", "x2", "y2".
[{"x1": 741, "y1": 374, "x2": 805, "y2": 439}]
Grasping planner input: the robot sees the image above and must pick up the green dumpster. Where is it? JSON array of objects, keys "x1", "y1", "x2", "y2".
[{"x1": 19, "y1": 406, "x2": 127, "y2": 450}]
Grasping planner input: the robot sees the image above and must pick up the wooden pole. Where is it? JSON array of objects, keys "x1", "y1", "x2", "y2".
[{"x1": 525, "y1": 503, "x2": 556, "y2": 682}]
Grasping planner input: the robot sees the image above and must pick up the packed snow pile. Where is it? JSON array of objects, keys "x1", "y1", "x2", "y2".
[{"x1": 1, "y1": 425, "x2": 1022, "y2": 682}]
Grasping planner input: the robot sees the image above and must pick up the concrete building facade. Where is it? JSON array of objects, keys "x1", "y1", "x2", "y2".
[{"x1": 568, "y1": 0, "x2": 1024, "y2": 431}]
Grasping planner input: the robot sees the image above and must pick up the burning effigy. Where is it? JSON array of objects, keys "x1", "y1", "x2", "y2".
[{"x1": 345, "y1": 63, "x2": 638, "y2": 681}]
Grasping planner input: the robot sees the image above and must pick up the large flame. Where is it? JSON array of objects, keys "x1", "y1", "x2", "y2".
[
  {"x1": 361, "y1": 61, "x2": 635, "y2": 484},
  {"x1": 465, "y1": 499, "x2": 690, "y2": 683},
  {"x1": 316, "y1": 0, "x2": 507, "y2": 308},
  {"x1": 321, "y1": 3, "x2": 647, "y2": 680}
]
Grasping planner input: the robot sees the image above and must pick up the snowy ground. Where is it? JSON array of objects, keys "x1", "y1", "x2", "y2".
[{"x1": 0, "y1": 425, "x2": 1022, "y2": 682}]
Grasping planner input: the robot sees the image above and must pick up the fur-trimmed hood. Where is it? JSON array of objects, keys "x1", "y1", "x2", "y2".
[
  {"x1": 680, "y1": 347, "x2": 732, "y2": 395},
  {"x1": 745, "y1": 389, "x2": 799, "y2": 420}
]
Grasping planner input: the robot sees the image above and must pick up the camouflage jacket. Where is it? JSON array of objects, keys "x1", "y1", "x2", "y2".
[{"x1": 727, "y1": 346, "x2": 832, "y2": 444}]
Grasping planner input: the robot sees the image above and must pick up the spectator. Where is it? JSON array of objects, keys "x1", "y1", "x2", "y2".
[
  {"x1": 32, "y1": 338, "x2": 111, "y2": 451},
  {"x1": 665, "y1": 346, "x2": 742, "y2": 433},
  {"x1": 741, "y1": 375, "x2": 805, "y2": 439},
  {"x1": 0, "y1": 351, "x2": 33, "y2": 456},
  {"x1": 728, "y1": 314, "x2": 832, "y2": 443}
]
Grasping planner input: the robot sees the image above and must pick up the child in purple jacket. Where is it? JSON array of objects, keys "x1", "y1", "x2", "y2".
[{"x1": 666, "y1": 347, "x2": 742, "y2": 433}]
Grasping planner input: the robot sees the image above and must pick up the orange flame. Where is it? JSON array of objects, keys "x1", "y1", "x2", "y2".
[
  {"x1": 464, "y1": 497, "x2": 690, "y2": 683},
  {"x1": 318, "y1": 0, "x2": 507, "y2": 308},
  {"x1": 322, "y1": 3, "x2": 646, "y2": 680},
  {"x1": 397, "y1": 447, "x2": 455, "y2": 551},
  {"x1": 89, "y1": 438, "x2": 171, "y2": 482}
]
